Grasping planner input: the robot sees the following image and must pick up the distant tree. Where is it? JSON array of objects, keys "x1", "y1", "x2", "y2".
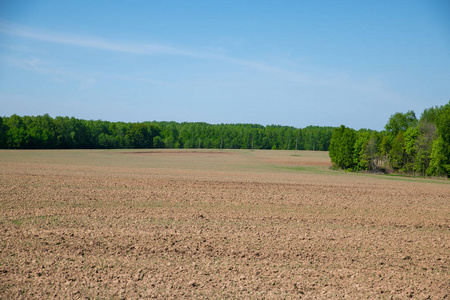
[
  {"x1": 385, "y1": 110, "x2": 418, "y2": 137},
  {"x1": 366, "y1": 133, "x2": 380, "y2": 171},
  {"x1": 329, "y1": 125, "x2": 357, "y2": 170},
  {"x1": 404, "y1": 127, "x2": 419, "y2": 173},
  {"x1": 351, "y1": 131, "x2": 379, "y2": 172},
  {"x1": 161, "y1": 123, "x2": 180, "y2": 148},
  {"x1": 5, "y1": 114, "x2": 28, "y2": 148},
  {"x1": 428, "y1": 137, "x2": 449, "y2": 177},
  {"x1": 415, "y1": 120, "x2": 437, "y2": 176},
  {"x1": 420, "y1": 106, "x2": 440, "y2": 124},
  {"x1": 0, "y1": 115, "x2": 335, "y2": 152},
  {"x1": 127, "y1": 123, "x2": 150, "y2": 148},
  {"x1": 429, "y1": 101, "x2": 450, "y2": 177},
  {"x1": 0, "y1": 117, "x2": 7, "y2": 148},
  {"x1": 388, "y1": 132, "x2": 406, "y2": 172},
  {"x1": 353, "y1": 131, "x2": 371, "y2": 171},
  {"x1": 98, "y1": 133, "x2": 115, "y2": 148}
]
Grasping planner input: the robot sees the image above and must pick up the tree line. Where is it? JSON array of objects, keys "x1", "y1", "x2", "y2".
[
  {"x1": 329, "y1": 101, "x2": 450, "y2": 178},
  {"x1": 0, "y1": 114, "x2": 334, "y2": 151}
]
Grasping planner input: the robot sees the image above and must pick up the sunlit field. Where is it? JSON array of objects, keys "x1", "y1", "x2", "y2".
[{"x1": 0, "y1": 149, "x2": 448, "y2": 298}]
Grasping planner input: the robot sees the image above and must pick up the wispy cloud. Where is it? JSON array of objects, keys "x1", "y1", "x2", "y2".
[
  {"x1": 0, "y1": 21, "x2": 294, "y2": 74},
  {"x1": 0, "y1": 20, "x2": 401, "y2": 101},
  {"x1": 0, "y1": 54, "x2": 97, "y2": 89},
  {"x1": 114, "y1": 74, "x2": 173, "y2": 86},
  {"x1": 0, "y1": 21, "x2": 197, "y2": 57}
]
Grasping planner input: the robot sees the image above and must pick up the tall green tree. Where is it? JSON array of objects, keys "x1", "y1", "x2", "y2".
[
  {"x1": 415, "y1": 120, "x2": 437, "y2": 176},
  {"x1": 429, "y1": 101, "x2": 450, "y2": 177},
  {"x1": 0, "y1": 117, "x2": 7, "y2": 148},
  {"x1": 329, "y1": 125, "x2": 357, "y2": 170},
  {"x1": 385, "y1": 110, "x2": 418, "y2": 137},
  {"x1": 403, "y1": 127, "x2": 419, "y2": 173},
  {"x1": 6, "y1": 114, "x2": 28, "y2": 148},
  {"x1": 353, "y1": 131, "x2": 371, "y2": 171}
]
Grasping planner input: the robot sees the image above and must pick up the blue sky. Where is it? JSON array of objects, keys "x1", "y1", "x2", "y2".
[{"x1": 0, "y1": 0, "x2": 449, "y2": 130}]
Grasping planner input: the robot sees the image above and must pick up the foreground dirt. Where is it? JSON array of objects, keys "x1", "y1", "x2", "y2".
[{"x1": 0, "y1": 150, "x2": 449, "y2": 299}]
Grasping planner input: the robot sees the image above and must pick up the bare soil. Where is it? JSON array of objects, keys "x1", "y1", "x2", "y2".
[{"x1": 0, "y1": 149, "x2": 449, "y2": 299}]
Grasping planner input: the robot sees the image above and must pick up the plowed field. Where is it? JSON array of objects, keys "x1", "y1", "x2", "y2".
[{"x1": 0, "y1": 149, "x2": 449, "y2": 299}]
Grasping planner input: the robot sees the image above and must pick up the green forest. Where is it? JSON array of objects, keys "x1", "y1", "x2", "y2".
[
  {"x1": 0, "y1": 115, "x2": 333, "y2": 151},
  {"x1": 2, "y1": 101, "x2": 449, "y2": 178},
  {"x1": 329, "y1": 101, "x2": 450, "y2": 178}
]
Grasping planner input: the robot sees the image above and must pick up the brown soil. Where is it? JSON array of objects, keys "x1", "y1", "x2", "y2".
[
  {"x1": 120, "y1": 150, "x2": 237, "y2": 155},
  {"x1": 0, "y1": 149, "x2": 448, "y2": 299}
]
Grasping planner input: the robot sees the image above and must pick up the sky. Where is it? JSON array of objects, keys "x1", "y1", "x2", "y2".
[{"x1": 0, "y1": 1, "x2": 449, "y2": 130}]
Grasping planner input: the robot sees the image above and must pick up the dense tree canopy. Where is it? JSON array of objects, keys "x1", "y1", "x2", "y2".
[
  {"x1": 5, "y1": 101, "x2": 449, "y2": 179},
  {"x1": 329, "y1": 125, "x2": 356, "y2": 170},
  {"x1": 384, "y1": 110, "x2": 418, "y2": 137},
  {"x1": 0, "y1": 114, "x2": 334, "y2": 151},
  {"x1": 329, "y1": 101, "x2": 450, "y2": 178}
]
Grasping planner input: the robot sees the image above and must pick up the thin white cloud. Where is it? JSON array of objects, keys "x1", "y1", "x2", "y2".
[
  {"x1": 0, "y1": 21, "x2": 197, "y2": 57},
  {"x1": 114, "y1": 74, "x2": 173, "y2": 86},
  {"x1": 0, "y1": 53, "x2": 175, "y2": 88},
  {"x1": 0, "y1": 54, "x2": 97, "y2": 89},
  {"x1": 0, "y1": 21, "x2": 295, "y2": 75},
  {"x1": 28, "y1": 56, "x2": 42, "y2": 67},
  {"x1": 0, "y1": 20, "x2": 403, "y2": 102}
]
